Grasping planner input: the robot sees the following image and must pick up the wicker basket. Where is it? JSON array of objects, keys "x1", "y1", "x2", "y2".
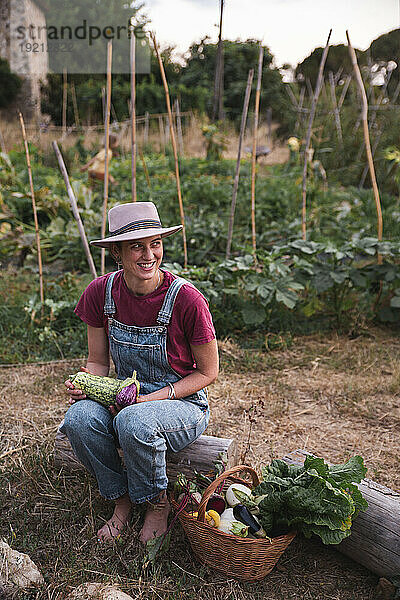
[{"x1": 170, "y1": 464, "x2": 296, "y2": 581}]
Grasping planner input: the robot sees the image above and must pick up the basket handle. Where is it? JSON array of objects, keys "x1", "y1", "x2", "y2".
[{"x1": 196, "y1": 464, "x2": 260, "y2": 522}]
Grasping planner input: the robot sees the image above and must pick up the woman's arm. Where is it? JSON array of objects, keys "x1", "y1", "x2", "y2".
[
  {"x1": 138, "y1": 339, "x2": 219, "y2": 403},
  {"x1": 86, "y1": 325, "x2": 110, "y2": 375},
  {"x1": 65, "y1": 326, "x2": 110, "y2": 401}
]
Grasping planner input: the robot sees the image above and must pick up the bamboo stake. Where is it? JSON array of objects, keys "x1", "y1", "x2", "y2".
[
  {"x1": 111, "y1": 103, "x2": 118, "y2": 123},
  {"x1": 305, "y1": 78, "x2": 314, "y2": 101},
  {"x1": 226, "y1": 68, "x2": 254, "y2": 259},
  {"x1": 251, "y1": 45, "x2": 263, "y2": 258},
  {"x1": 164, "y1": 115, "x2": 170, "y2": 144},
  {"x1": 212, "y1": 0, "x2": 224, "y2": 122},
  {"x1": 301, "y1": 30, "x2": 332, "y2": 240},
  {"x1": 338, "y1": 74, "x2": 352, "y2": 110},
  {"x1": 158, "y1": 115, "x2": 165, "y2": 153},
  {"x1": 101, "y1": 40, "x2": 113, "y2": 276},
  {"x1": 62, "y1": 69, "x2": 67, "y2": 136},
  {"x1": 285, "y1": 84, "x2": 299, "y2": 109},
  {"x1": 129, "y1": 18, "x2": 137, "y2": 202},
  {"x1": 71, "y1": 81, "x2": 80, "y2": 128},
  {"x1": 18, "y1": 111, "x2": 44, "y2": 306},
  {"x1": 356, "y1": 68, "x2": 394, "y2": 162},
  {"x1": 144, "y1": 111, "x2": 149, "y2": 145},
  {"x1": 294, "y1": 86, "x2": 305, "y2": 134},
  {"x1": 52, "y1": 141, "x2": 98, "y2": 279},
  {"x1": 139, "y1": 147, "x2": 152, "y2": 190},
  {"x1": 101, "y1": 87, "x2": 106, "y2": 123},
  {"x1": 175, "y1": 98, "x2": 184, "y2": 156},
  {"x1": 328, "y1": 71, "x2": 343, "y2": 146},
  {"x1": 359, "y1": 80, "x2": 400, "y2": 188},
  {"x1": 347, "y1": 30, "x2": 382, "y2": 251},
  {"x1": 151, "y1": 32, "x2": 188, "y2": 268},
  {"x1": 0, "y1": 126, "x2": 6, "y2": 154}
]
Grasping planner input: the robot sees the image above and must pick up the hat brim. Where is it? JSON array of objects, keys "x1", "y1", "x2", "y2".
[{"x1": 90, "y1": 225, "x2": 183, "y2": 248}]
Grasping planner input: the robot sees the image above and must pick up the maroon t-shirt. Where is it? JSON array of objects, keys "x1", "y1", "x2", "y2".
[{"x1": 74, "y1": 270, "x2": 216, "y2": 377}]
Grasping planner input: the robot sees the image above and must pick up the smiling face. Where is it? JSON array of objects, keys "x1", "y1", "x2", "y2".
[{"x1": 112, "y1": 235, "x2": 163, "y2": 293}]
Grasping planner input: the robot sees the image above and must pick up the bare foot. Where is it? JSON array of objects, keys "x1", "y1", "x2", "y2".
[
  {"x1": 139, "y1": 490, "x2": 170, "y2": 544},
  {"x1": 97, "y1": 493, "x2": 132, "y2": 542}
]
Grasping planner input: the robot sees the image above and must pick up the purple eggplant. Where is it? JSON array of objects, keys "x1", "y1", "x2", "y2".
[
  {"x1": 115, "y1": 382, "x2": 139, "y2": 407},
  {"x1": 233, "y1": 504, "x2": 267, "y2": 538}
]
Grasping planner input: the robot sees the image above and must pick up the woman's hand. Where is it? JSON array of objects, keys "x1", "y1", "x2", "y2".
[
  {"x1": 64, "y1": 366, "x2": 90, "y2": 405},
  {"x1": 108, "y1": 394, "x2": 147, "y2": 417}
]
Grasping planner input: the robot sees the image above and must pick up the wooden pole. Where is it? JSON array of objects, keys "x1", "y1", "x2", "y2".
[
  {"x1": 71, "y1": 82, "x2": 80, "y2": 129},
  {"x1": 359, "y1": 79, "x2": 400, "y2": 188},
  {"x1": 266, "y1": 107, "x2": 272, "y2": 149},
  {"x1": 164, "y1": 115, "x2": 170, "y2": 144},
  {"x1": 52, "y1": 142, "x2": 98, "y2": 279},
  {"x1": 212, "y1": 0, "x2": 224, "y2": 122},
  {"x1": 338, "y1": 74, "x2": 352, "y2": 110},
  {"x1": 251, "y1": 45, "x2": 263, "y2": 258},
  {"x1": 226, "y1": 68, "x2": 254, "y2": 259},
  {"x1": 151, "y1": 32, "x2": 188, "y2": 268},
  {"x1": 301, "y1": 30, "x2": 332, "y2": 240},
  {"x1": 347, "y1": 31, "x2": 383, "y2": 252},
  {"x1": 144, "y1": 111, "x2": 149, "y2": 145},
  {"x1": 0, "y1": 126, "x2": 7, "y2": 154},
  {"x1": 294, "y1": 86, "x2": 305, "y2": 134},
  {"x1": 175, "y1": 98, "x2": 184, "y2": 156},
  {"x1": 328, "y1": 71, "x2": 343, "y2": 147},
  {"x1": 158, "y1": 115, "x2": 165, "y2": 153},
  {"x1": 101, "y1": 40, "x2": 113, "y2": 276},
  {"x1": 282, "y1": 449, "x2": 400, "y2": 579},
  {"x1": 18, "y1": 111, "x2": 44, "y2": 306},
  {"x1": 285, "y1": 84, "x2": 298, "y2": 109},
  {"x1": 139, "y1": 147, "x2": 152, "y2": 190},
  {"x1": 129, "y1": 18, "x2": 137, "y2": 202},
  {"x1": 62, "y1": 69, "x2": 67, "y2": 136},
  {"x1": 101, "y1": 87, "x2": 105, "y2": 123}
]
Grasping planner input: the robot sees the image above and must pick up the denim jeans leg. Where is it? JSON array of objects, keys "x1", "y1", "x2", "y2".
[
  {"x1": 62, "y1": 400, "x2": 128, "y2": 500},
  {"x1": 113, "y1": 400, "x2": 209, "y2": 504}
]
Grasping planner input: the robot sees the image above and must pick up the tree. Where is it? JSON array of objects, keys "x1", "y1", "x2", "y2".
[
  {"x1": 179, "y1": 38, "x2": 290, "y2": 127},
  {"x1": 367, "y1": 28, "x2": 400, "y2": 96},
  {"x1": 40, "y1": 47, "x2": 206, "y2": 125},
  {"x1": 0, "y1": 59, "x2": 22, "y2": 108},
  {"x1": 295, "y1": 44, "x2": 365, "y2": 87}
]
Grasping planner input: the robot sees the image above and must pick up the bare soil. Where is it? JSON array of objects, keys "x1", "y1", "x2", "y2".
[{"x1": 1, "y1": 329, "x2": 398, "y2": 599}]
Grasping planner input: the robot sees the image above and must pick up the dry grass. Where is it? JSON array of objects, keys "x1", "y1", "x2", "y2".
[
  {"x1": 0, "y1": 111, "x2": 289, "y2": 164},
  {"x1": 1, "y1": 330, "x2": 398, "y2": 598}
]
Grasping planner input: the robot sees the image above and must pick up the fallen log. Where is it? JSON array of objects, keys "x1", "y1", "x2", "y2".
[
  {"x1": 282, "y1": 449, "x2": 400, "y2": 578},
  {"x1": 54, "y1": 422, "x2": 237, "y2": 482}
]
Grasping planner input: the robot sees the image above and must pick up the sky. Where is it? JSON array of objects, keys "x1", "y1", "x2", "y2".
[{"x1": 144, "y1": 0, "x2": 399, "y2": 67}]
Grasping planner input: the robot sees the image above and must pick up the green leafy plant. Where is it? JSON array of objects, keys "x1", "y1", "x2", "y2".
[{"x1": 252, "y1": 455, "x2": 368, "y2": 545}]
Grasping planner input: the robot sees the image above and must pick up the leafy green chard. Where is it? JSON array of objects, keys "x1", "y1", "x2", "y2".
[{"x1": 252, "y1": 455, "x2": 368, "y2": 545}]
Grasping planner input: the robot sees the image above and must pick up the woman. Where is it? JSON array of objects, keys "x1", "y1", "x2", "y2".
[{"x1": 63, "y1": 202, "x2": 219, "y2": 543}]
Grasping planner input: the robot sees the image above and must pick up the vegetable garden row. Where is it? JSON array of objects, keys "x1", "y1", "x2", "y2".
[{"x1": 1, "y1": 141, "x2": 400, "y2": 364}]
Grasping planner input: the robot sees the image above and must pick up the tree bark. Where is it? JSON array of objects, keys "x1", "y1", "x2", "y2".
[
  {"x1": 282, "y1": 449, "x2": 400, "y2": 578},
  {"x1": 54, "y1": 425, "x2": 238, "y2": 482}
]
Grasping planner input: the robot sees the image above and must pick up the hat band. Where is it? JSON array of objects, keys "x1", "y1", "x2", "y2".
[{"x1": 109, "y1": 219, "x2": 162, "y2": 237}]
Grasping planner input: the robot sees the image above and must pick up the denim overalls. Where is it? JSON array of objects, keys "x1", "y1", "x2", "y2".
[{"x1": 63, "y1": 271, "x2": 210, "y2": 504}]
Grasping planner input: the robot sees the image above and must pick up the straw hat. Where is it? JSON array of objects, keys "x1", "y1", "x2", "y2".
[{"x1": 90, "y1": 202, "x2": 182, "y2": 248}]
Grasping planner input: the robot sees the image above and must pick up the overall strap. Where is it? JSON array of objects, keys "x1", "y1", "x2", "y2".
[
  {"x1": 157, "y1": 277, "x2": 192, "y2": 325},
  {"x1": 103, "y1": 271, "x2": 120, "y2": 316}
]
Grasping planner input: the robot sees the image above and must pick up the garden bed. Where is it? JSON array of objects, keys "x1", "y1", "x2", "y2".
[{"x1": 1, "y1": 331, "x2": 399, "y2": 598}]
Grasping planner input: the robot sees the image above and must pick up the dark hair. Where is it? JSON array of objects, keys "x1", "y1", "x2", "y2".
[{"x1": 109, "y1": 134, "x2": 118, "y2": 147}]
